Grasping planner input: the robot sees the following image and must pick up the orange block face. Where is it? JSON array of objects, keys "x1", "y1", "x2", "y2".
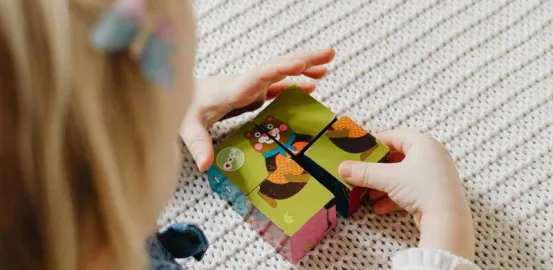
[
  {"x1": 331, "y1": 116, "x2": 369, "y2": 138},
  {"x1": 268, "y1": 157, "x2": 307, "y2": 185}
]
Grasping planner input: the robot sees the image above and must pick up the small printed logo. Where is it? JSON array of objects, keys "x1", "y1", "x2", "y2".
[
  {"x1": 304, "y1": 241, "x2": 313, "y2": 250},
  {"x1": 216, "y1": 147, "x2": 245, "y2": 172},
  {"x1": 283, "y1": 212, "x2": 295, "y2": 224}
]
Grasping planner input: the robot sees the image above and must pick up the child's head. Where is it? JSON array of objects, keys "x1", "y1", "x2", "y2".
[{"x1": 0, "y1": 0, "x2": 195, "y2": 269}]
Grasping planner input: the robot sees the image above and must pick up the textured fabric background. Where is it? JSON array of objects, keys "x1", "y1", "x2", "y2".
[{"x1": 159, "y1": 0, "x2": 553, "y2": 269}]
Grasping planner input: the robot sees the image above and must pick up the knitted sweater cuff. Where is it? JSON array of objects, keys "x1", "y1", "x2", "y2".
[{"x1": 392, "y1": 248, "x2": 481, "y2": 270}]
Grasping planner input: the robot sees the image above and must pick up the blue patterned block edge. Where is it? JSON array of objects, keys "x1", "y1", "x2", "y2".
[{"x1": 207, "y1": 165, "x2": 251, "y2": 217}]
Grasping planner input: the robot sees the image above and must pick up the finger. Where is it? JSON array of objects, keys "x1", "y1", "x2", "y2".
[
  {"x1": 338, "y1": 161, "x2": 400, "y2": 192},
  {"x1": 266, "y1": 80, "x2": 316, "y2": 99},
  {"x1": 373, "y1": 197, "x2": 401, "y2": 215},
  {"x1": 180, "y1": 117, "x2": 214, "y2": 172},
  {"x1": 373, "y1": 128, "x2": 422, "y2": 154},
  {"x1": 243, "y1": 48, "x2": 334, "y2": 98},
  {"x1": 236, "y1": 60, "x2": 306, "y2": 106},
  {"x1": 387, "y1": 151, "x2": 406, "y2": 163},
  {"x1": 302, "y1": 65, "x2": 328, "y2": 79},
  {"x1": 256, "y1": 60, "x2": 306, "y2": 83},
  {"x1": 278, "y1": 47, "x2": 335, "y2": 68},
  {"x1": 219, "y1": 101, "x2": 265, "y2": 121},
  {"x1": 413, "y1": 212, "x2": 422, "y2": 230},
  {"x1": 368, "y1": 189, "x2": 387, "y2": 201}
]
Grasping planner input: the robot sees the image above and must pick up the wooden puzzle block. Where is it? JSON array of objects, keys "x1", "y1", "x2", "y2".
[
  {"x1": 207, "y1": 116, "x2": 336, "y2": 264},
  {"x1": 206, "y1": 86, "x2": 389, "y2": 263},
  {"x1": 304, "y1": 116, "x2": 390, "y2": 217},
  {"x1": 249, "y1": 86, "x2": 335, "y2": 156}
]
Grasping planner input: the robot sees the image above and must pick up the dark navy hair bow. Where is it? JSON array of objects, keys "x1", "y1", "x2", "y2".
[{"x1": 91, "y1": 0, "x2": 174, "y2": 86}]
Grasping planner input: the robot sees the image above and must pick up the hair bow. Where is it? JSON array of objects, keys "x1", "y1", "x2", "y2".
[{"x1": 91, "y1": 0, "x2": 175, "y2": 87}]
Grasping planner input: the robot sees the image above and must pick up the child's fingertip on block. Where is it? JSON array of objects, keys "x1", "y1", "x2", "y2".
[{"x1": 338, "y1": 161, "x2": 361, "y2": 185}]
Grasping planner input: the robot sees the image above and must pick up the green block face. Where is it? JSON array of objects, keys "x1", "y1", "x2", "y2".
[
  {"x1": 247, "y1": 158, "x2": 334, "y2": 236},
  {"x1": 304, "y1": 116, "x2": 390, "y2": 216},
  {"x1": 306, "y1": 116, "x2": 390, "y2": 187},
  {"x1": 209, "y1": 87, "x2": 392, "y2": 262},
  {"x1": 213, "y1": 122, "x2": 269, "y2": 194},
  {"x1": 212, "y1": 87, "x2": 337, "y2": 235},
  {"x1": 250, "y1": 86, "x2": 335, "y2": 154}
]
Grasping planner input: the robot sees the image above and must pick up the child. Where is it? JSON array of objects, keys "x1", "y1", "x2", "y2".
[{"x1": 0, "y1": 0, "x2": 479, "y2": 269}]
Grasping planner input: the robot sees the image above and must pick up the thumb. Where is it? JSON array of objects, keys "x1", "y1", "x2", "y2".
[
  {"x1": 338, "y1": 161, "x2": 400, "y2": 193},
  {"x1": 180, "y1": 118, "x2": 214, "y2": 172}
]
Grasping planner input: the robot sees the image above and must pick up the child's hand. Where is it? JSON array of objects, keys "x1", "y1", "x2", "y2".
[
  {"x1": 181, "y1": 48, "x2": 335, "y2": 172},
  {"x1": 338, "y1": 128, "x2": 476, "y2": 261}
]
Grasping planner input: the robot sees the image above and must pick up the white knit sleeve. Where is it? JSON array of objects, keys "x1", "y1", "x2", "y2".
[{"x1": 392, "y1": 248, "x2": 481, "y2": 270}]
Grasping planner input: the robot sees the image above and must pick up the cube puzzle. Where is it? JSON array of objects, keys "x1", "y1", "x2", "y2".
[{"x1": 207, "y1": 86, "x2": 389, "y2": 264}]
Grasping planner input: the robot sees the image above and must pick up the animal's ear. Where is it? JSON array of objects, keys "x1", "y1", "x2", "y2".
[
  {"x1": 244, "y1": 131, "x2": 253, "y2": 138},
  {"x1": 265, "y1": 115, "x2": 274, "y2": 122}
]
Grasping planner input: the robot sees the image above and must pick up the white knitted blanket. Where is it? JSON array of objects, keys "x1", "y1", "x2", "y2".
[{"x1": 160, "y1": 0, "x2": 553, "y2": 269}]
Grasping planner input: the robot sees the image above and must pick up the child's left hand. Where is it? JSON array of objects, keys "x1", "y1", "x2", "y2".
[{"x1": 181, "y1": 47, "x2": 335, "y2": 171}]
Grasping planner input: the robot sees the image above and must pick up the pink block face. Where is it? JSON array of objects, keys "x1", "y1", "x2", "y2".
[
  {"x1": 348, "y1": 186, "x2": 369, "y2": 215},
  {"x1": 290, "y1": 205, "x2": 337, "y2": 263},
  {"x1": 246, "y1": 205, "x2": 337, "y2": 264},
  {"x1": 266, "y1": 224, "x2": 292, "y2": 261},
  {"x1": 247, "y1": 209, "x2": 292, "y2": 260},
  {"x1": 278, "y1": 239, "x2": 293, "y2": 262}
]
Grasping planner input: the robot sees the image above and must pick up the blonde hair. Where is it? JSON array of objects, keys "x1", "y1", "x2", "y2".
[{"x1": 0, "y1": 0, "x2": 195, "y2": 269}]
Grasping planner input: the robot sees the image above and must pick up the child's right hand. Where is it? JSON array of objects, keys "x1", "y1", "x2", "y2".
[{"x1": 338, "y1": 128, "x2": 476, "y2": 262}]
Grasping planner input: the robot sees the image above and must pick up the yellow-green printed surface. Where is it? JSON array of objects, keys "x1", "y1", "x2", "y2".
[
  {"x1": 213, "y1": 122, "x2": 270, "y2": 194},
  {"x1": 304, "y1": 118, "x2": 390, "y2": 190},
  {"x1": 252, "y1": 86, "x2": 335, "y2": 145},
  {"x1": 247, "y1": 170, "x2": 334, "y2": 236}
]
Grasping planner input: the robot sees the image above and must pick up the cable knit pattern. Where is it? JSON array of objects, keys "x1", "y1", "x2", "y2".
[{"x1": 159, "y1": 0, "x2": 553, "y2": 269}]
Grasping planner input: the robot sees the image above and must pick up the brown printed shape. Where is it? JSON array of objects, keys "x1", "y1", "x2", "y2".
[
  {"x1": 327, "y1": 117, "x2": 378, "y2": 161},
  {"x1": 257, "y1": 159, "x2": 311, "y2": 208}
]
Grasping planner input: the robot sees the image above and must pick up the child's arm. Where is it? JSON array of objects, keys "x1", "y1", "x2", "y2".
[
  {"x1": 181, "y1": 48, "x2": 335, "y2": 171},
  {"x1": 338, "y1": 129, "x2": 479, "y2": 270}
]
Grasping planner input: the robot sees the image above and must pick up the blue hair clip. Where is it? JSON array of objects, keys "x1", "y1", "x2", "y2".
[{"x1": 91, "y1": 0, "x2": 175, "y2": 87}]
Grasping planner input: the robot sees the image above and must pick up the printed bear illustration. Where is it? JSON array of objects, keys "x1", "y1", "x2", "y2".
[
  {"x1": 244, "y1": 115, "x2": 314, "y2": 208},
  {"x1": 326, "y1": 117, "x2": 378, "y2": 161},
  {"x1": 244, "y1": 115, "x2": 313, "y2": 172}
]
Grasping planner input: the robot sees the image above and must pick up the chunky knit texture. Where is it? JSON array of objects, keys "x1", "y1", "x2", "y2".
[{"x1": 161, "y1": 0, "x2": 553, "y2": 269}]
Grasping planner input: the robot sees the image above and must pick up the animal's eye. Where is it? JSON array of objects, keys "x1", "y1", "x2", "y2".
[
  {"x1": 223, "y1": 162, "x2": 232, "y2": 170},
  {"x1": 254, "y1": 132, "x2": 261, "y2": 138},
  {"x1": 267, "y1": 124, "x2": 274, "y2": 129}
]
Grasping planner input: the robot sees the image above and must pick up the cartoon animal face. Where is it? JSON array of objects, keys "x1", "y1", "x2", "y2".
[
  {"x1": 244, "y1": 115, "x2": 292, "y2": 153},
  {"x1": 216, "y1": 147, "x2": 245, "y2": 172}
]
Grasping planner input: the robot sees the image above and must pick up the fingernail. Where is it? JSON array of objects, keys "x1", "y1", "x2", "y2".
[
  {"x1": 338, "y1": 161, "x2": 353, "y2": 180},
  {"x1": 200, "y1": 153, "x2": 209, "y2": 165}
]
